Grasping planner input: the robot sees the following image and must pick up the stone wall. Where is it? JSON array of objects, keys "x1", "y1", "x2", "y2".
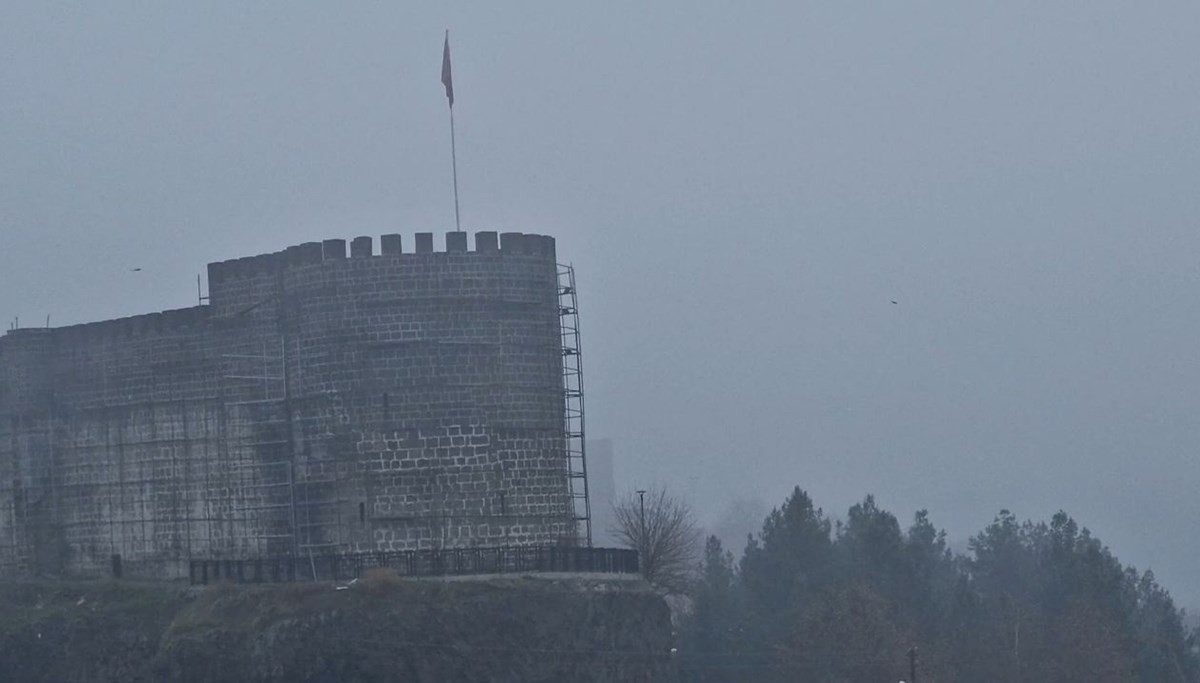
[{"x1": 0, "y1": 232, "x2": 576, "y2": 579}]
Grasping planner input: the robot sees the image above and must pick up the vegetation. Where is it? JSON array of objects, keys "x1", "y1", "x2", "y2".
[
  {"x1": 678, "y1": 487, "x2": 1200, "y2": 682},
  {"x1": 0, "y1": 576, "x2": 672, "y2": 683},
  {"x1": 612, "y1": 486, "x2": 702, "y2": 596}
]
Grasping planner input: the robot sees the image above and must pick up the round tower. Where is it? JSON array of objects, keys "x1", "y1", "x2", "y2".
[{"x1": 206, "y1": 231, "x2": 577, "y2": 555}]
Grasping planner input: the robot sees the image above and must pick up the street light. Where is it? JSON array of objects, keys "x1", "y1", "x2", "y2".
[{"x1": 636, "y1": 489, "x2": 647, "y2": 550}]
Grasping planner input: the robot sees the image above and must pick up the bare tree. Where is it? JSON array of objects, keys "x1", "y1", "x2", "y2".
[{"x1": 612, "y1": 486, "x2": 702, "y2": 595}]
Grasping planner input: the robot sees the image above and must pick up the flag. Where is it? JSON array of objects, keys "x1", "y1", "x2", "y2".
[{"x1": 441, "y1": 30, "x2": 454, "y2": 108}]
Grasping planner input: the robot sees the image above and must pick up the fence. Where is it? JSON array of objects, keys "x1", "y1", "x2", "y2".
[{"x1": 188, "y1": 545, "x2": 639, "y2": 585}]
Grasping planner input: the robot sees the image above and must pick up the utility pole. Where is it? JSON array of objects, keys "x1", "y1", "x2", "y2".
[
  {"x1": 636, "y1": 489, "x2": 647, "y2": 549},
  {"x1": 907, "y1": 646, "x2": 919, "y2": 683}
]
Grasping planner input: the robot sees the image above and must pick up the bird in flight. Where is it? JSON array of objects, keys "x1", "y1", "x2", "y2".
[
  {"x1": 130, "y1": 268, "x2": 142, "y2": 272},
  {"x1": 890, "y1": 300, "x2": 898, "y2": 305}
]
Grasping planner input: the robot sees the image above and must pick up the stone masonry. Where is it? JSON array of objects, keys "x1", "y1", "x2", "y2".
[{"x1": 0, "y1": 232, "x2": 577, "y2": 579}]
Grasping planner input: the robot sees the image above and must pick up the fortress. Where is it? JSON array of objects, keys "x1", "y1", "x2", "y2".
[{"x1": 0, "y1": 231, "x2": 590, "y2": 579}]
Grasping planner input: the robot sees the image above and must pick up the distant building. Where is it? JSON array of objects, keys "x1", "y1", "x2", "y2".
[{"x1": 586, "y1": 438, "x2": 618, "y2": 546}]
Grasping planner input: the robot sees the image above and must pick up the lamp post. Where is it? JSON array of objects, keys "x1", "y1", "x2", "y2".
[{"x1": 636, "y1": 489, "x2": 647, "y2": 552}]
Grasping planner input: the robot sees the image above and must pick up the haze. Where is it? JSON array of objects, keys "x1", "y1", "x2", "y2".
[{"x1": 3, "y1": 3, "x2": 1199, "y2": 603}]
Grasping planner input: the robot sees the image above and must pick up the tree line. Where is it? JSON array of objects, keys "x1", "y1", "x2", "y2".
[{"x1": 618, "y1": 486, "x2": 1199, "y2": 682}]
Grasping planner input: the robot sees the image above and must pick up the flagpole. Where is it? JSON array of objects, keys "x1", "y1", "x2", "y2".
[
  {"x1": 449, "y1": 105, "x2": 461, "y2": 232},
  {"x1": 442, "y1": 29, "x2": 462, "y2": 233}
]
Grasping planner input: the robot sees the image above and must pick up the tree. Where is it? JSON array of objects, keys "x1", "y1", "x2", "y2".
[
  {"x1": 1132, "y1": 569, "x2": 1198, "y2": 682},
  {"x1": 673, "y1": 484, "x2": 1200, "y2": 683},
  {"x1": 679, "y1": 536, "x2": 747, "y2": 682},
  {"x1": 1049, "y1": 600, "x2": 1137, "y2": 683},
  {"x1": 740, "y1": 486, "x2": 834, "y2": 616},
  {"x1": 838, "y1": 495, "x2": 906, "y2": 593},
  {"x1": 903, "y1": 509, "x2": 956, "y2": 629},
  {"x1": 611, "y1": 486, "x2": 701, "y2": 595},
  {"x1": 781, "y1": 582, "x2": 912, "y2": 683}
]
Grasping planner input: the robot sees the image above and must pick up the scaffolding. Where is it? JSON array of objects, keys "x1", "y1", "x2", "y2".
[
  {"x1": 218, "y1": 335, "x2": 350, "y2": 559},
  {"x1": 219, "y1": 341, "x2": 296, "y2": 557},
  {"x1": 558, "y1": 264, "x2": 592, "y2": 546}
]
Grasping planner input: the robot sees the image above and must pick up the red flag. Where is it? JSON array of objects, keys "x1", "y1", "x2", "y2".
[{"x1": 441, "y1": 31, "x2": 454, "y2": 108}]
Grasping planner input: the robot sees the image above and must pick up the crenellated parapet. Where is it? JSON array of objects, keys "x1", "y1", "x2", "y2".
[{"x1": 206, "y1": 231, "x2": 557, "y2": 291}]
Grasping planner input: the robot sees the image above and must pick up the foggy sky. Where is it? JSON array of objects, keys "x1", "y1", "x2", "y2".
[{"x1": 4, "y1": 3, "x2": 1200, "y2": 603}]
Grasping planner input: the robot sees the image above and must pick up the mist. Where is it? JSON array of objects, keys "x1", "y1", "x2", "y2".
[{"x1": 3, "y1": 2, "x2": 1200, "y2": 604}]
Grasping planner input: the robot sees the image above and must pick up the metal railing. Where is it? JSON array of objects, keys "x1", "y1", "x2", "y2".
[{"x1": 188, "y1": 545, "x2": 639, "y2": 585}]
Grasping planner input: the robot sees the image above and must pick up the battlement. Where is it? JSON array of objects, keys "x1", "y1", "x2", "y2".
[
  {"x1": 207, "y1": 231, "x2": 557, "y2": 289},
  {"x1": 1, "y1": 307, "x2": 209, "y2": 344},
  {"x1": 1, "y1": 232, "x2": 557, "y2": 345}
]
